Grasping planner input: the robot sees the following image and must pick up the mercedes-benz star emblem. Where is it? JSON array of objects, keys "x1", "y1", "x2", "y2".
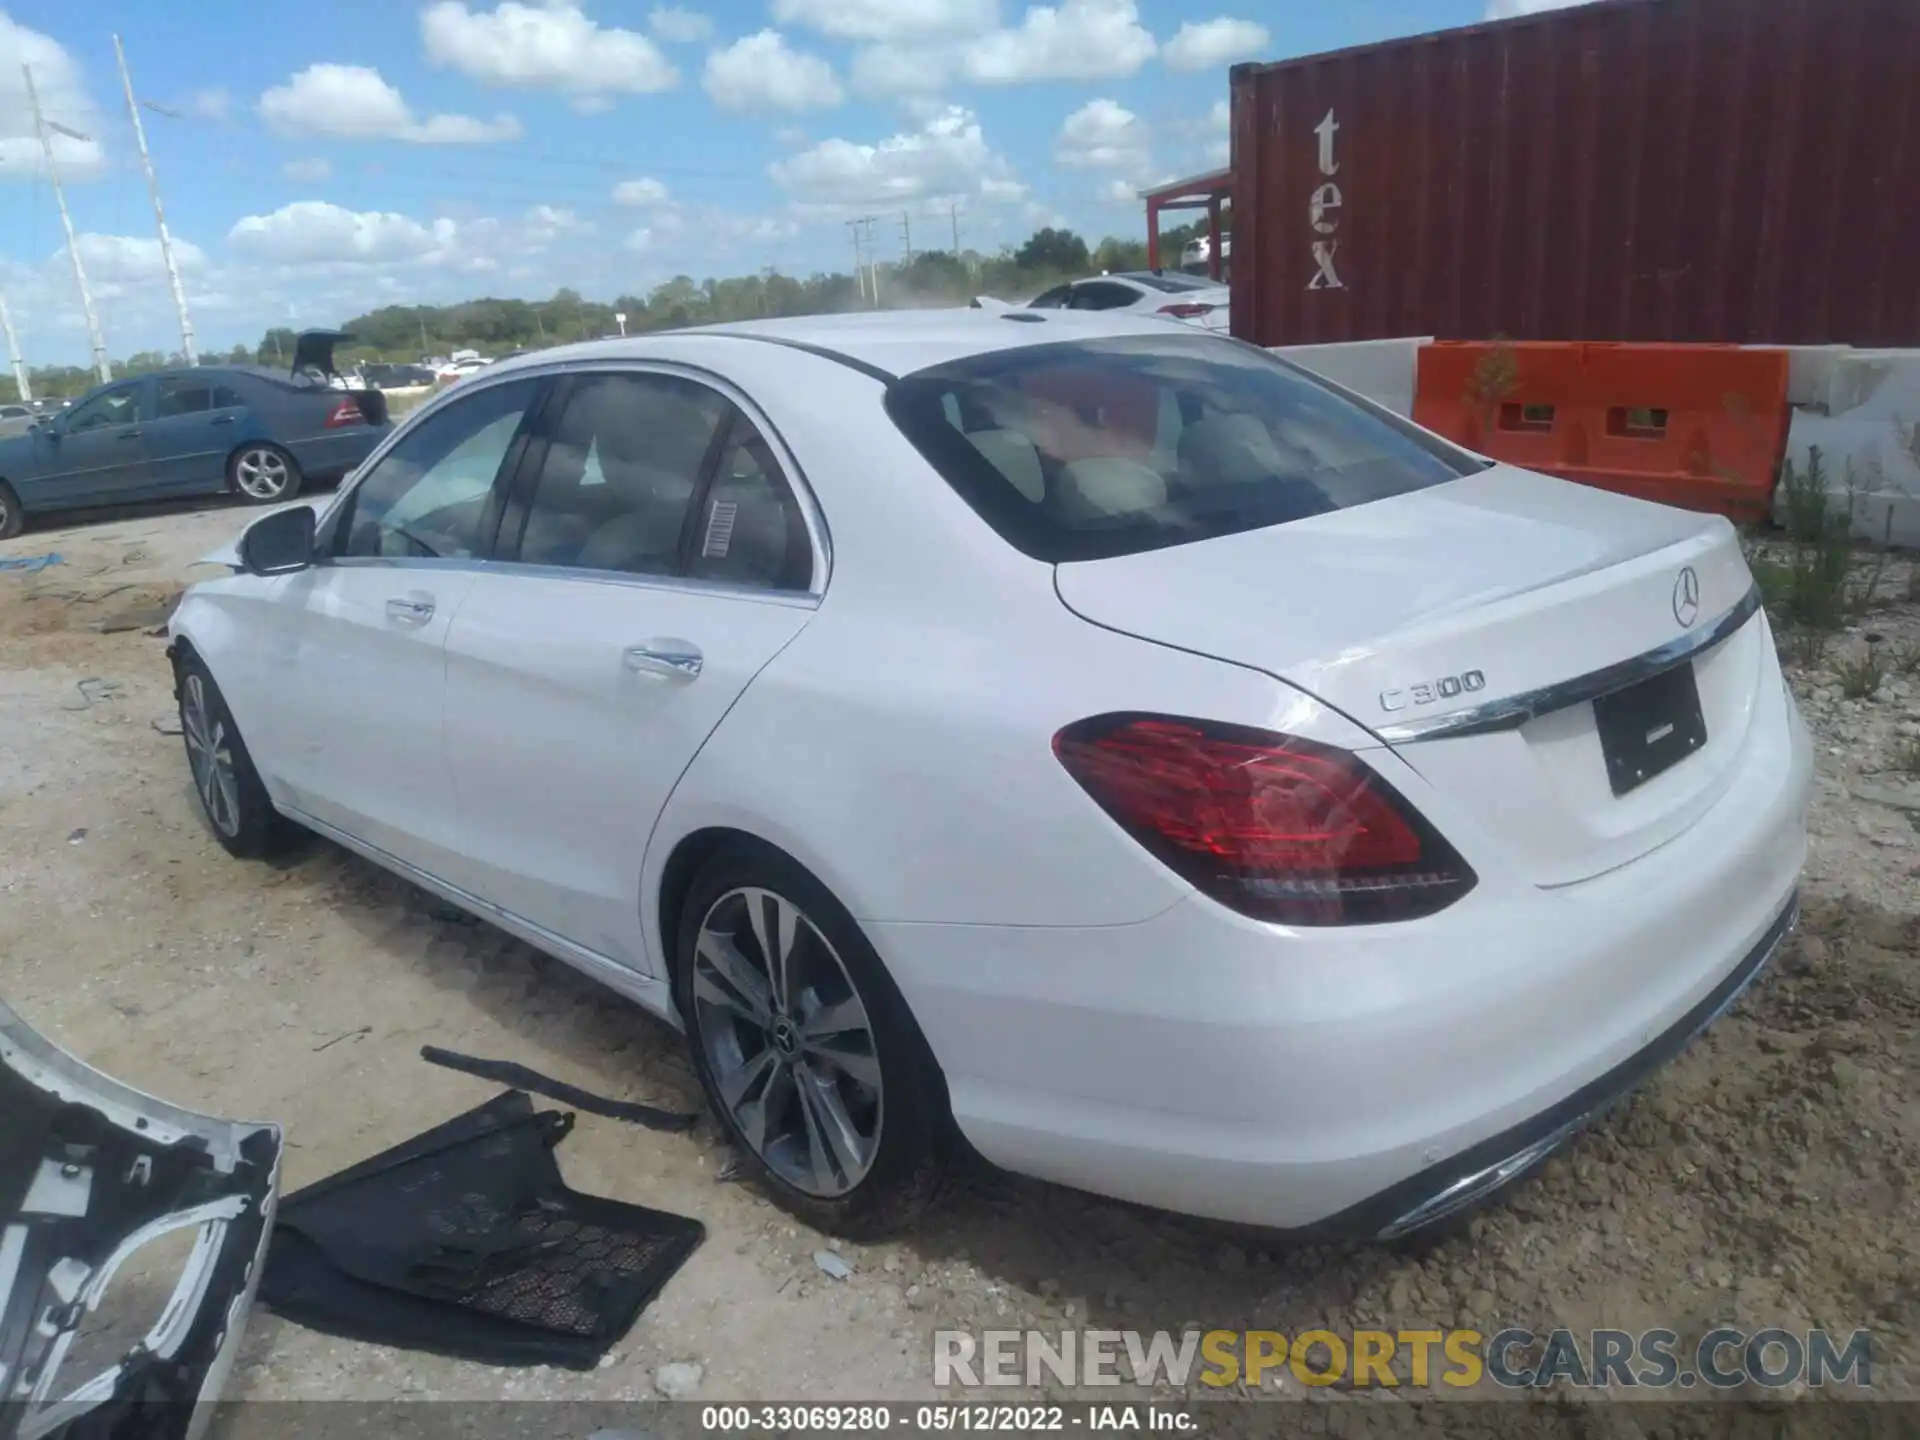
[{"x1": 1672, "y1": 566, "x2": 1701, "y2": 629}]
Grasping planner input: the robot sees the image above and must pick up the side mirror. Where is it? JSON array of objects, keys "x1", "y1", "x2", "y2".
[{"x1": 238, "y1": 505, "x2": 316, "y2": 576}]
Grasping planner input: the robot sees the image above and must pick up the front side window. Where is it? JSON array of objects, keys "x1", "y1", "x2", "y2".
[
  {"x1": 514, "y1": 372, "x2": 729, "y2": 578},
  {"x1": 1027, "y1": 285, "x2": 1073, "y2": 310},
  {"x1": 66, "y1": 385, "x2": 142, "y2": 433},
  {"x1": 334, "y1": 378, "x2": 538, "y2": 560},
  {"x1": 884, "y1": 334, "x2": 1477, "y2": 563}
]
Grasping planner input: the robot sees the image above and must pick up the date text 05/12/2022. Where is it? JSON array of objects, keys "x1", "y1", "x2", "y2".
[{"x1": 700, "y1": 1405, "x2": 1197, "y2": 1432}]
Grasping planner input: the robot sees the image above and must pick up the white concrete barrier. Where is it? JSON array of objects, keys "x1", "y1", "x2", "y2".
[
  {"x1": 1774, "y1": 349, "x2": 1920, "y2": 547},
  {"x1": 1269, "y1": 338, "x2": 1430, "y2": 418}
]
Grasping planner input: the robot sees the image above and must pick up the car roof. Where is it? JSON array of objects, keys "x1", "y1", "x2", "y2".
[{"x1": 478, "y1": 308, "x2": 1194, "y2": 384}]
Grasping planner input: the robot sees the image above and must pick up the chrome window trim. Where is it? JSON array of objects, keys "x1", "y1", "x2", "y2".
[
  {"x1": 324, "y1": 554, "x2": 821, "y2": 610},
  {"x1": 1375, "y1": 583, "x2": 1763, "y2": 744},
  {"x1": 318, "y1": 352, "x2": 834, "y2": 599}
]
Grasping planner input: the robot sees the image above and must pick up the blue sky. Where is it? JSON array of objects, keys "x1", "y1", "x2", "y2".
[{"x1": 1, "y1": 0, "x2": 1573, "y2": 365}]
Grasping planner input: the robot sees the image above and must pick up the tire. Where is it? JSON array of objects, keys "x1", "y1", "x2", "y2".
[
  {"x1": 228, "y1": 443, "x2": 303, "y2": 504},
  {"x1": 0, "y1": 481, "x2": 22, "y2": 541},
  {"x1": 673, "y1": 841, "x2": 949, "y2": 1238},
  {"x1": 174, "y1": 651, "x2": 289, "y2": 858}
]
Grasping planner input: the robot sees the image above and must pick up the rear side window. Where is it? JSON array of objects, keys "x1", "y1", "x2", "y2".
[
  {"x1": 155, "y1": 377, "x2": 212, "y2": 417},
  {"x1": 685, "y1": 416, "x2": 812, "y2": 591},
  {"x1": 1067, "y1": 283, "x2": 1138, "y2": 311},
  {"x1": 884, "y1": 334, "x2": 1475, "y2": 562}
]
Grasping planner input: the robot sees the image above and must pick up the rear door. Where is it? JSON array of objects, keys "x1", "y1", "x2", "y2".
[
  {"x1": 441, "y1": 366, "x2": 819, "y2": 970},
  {"x1": 255, "y1": 376, "x2": 545, "y2": 879},
  {"x1": 145, "y1": 374, "x2": 247, "y2": 493}
]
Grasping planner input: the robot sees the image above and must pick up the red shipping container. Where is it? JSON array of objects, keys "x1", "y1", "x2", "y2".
[{"x1": 1229, "y1": 0, "x2": 1920, "y2": 349}]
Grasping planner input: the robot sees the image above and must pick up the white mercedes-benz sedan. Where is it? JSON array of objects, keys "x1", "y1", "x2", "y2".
[{"x1": 166, "y1": 310, "x2": 1811, "y2": 1239}]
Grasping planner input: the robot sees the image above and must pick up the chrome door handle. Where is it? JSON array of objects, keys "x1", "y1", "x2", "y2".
[
  {"x1": 624, "y1": 640, "x2": 703, "y2": 680},
  {"x1": 386, "y1": 595, "x2": 435, "y2": 624}
]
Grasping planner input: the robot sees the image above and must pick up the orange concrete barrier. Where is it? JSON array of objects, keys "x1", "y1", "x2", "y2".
[{"x1": 1412, "y1": 342, "x2": 1791, "y2": 522}]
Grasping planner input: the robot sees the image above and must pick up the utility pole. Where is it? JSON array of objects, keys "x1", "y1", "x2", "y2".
[
  {"x1": 899, "y1": 211, "x2": 913, "y2": 266},
  {"x1": 950, "y1": 202, "x2": 962, "y2": 255},
  {"x1": 858, "y1": 216, "x2": 882, "y2": 306},
  {"x1": 23, "y1": 64, "x2": 110, "y2": 384},
  {"x1": 846, "y1": 218, "x2": 867, "y2": 303},
  {"x1": 113, "y1": 36, "x2": 196, "y2": 366},
  {"x1": 0, "y1": 293, "x2": 29, "y2": 402}
]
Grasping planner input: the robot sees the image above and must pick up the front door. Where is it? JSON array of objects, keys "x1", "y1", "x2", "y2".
[
  {"x1": 22, "y1": 380, "x2": 151, "y2": 509},
  {"x1": 442, "y1": 369, "x2": 819, "y2": 969},
  {"x1": 260, "y1": 376, "x2": 544, "y2": 878}
]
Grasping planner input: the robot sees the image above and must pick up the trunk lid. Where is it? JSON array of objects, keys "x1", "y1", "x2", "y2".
[{"x1": 1054, "y1": 465, "x2": 1766, "y2": 887}]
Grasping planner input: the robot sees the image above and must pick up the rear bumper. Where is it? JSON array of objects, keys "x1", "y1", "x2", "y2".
[
  {"x1": 1327, "y1": 893, "x2": 1795, "y2": 1238},
  {"x1": 286, "y1": 428, "x2": 385, "y2": 478},
  {"x1": 872, "y1": 671, "x2": 1811, "y2": 1232}
]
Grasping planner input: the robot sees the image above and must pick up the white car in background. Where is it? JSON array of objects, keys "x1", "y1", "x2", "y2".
[
  {"x1": 167, "y1": 309, "x2": 1809, "y2": 1240},
  {"x1": 1025, "y1": 271, "x2": 1230, "y2": 331},
  {"x1": 436, "y1": 356, "x2": 493, "y2": 383}
]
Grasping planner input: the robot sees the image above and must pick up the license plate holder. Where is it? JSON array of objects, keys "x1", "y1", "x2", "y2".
[{"x1": 1593, "y1": 663, "x2": 1708, "y2": 797}]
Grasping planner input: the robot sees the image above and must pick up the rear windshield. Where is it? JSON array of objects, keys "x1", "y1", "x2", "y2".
[{"x1": 884, "y1": 333, "x2": 1477, "y2": 562}]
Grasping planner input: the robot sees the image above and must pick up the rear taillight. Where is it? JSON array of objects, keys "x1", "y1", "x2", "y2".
[
  {"x1": 1158, "y1": 302, "x2": 1217, "y2": 318},
  {"x1": 324, "y1": 398, "x2": 364, "y2": 428},
  {"x1": 1053, "y1": 714, "x2": 1476, "y2": 926}
]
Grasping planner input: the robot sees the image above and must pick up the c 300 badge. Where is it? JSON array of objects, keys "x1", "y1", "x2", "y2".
[{"x1": 1380, "y1": 670, "x2": 1486, "y2": 713}]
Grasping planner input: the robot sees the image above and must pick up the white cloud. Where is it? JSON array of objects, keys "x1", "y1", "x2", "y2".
[
  {"x1": 703, "y1": 31, "x2": 844, "y2": 113},
  {"x1": 227, "y1": 201, "x2": 460, "y2": 267},
  {"x1": 612, "y1": 176, "x2": 672, "y2": 206},
  {"x1": 962, "y1": 0, "x2": 1155, "y2": 83},
  {"x1": 69, "y1": 233, "x2": 208, "y2": 280},
  {"x1": 1161, "y1": 17, "x2": 1269, "y2": 71},
  {"x1": 185, "y1": 88, "x2": 232, "y2": 121},
  {"x1": 258, "y1": 65, "x2": 520, "y2": 144},
  {"x1": 1203, "y1": 97, "x2": 1229, "y2": 163},
  {"x1": 282, "y1": 157, "x2": 334, "y2": 182},
  {"x1": 0, "y1": 13, "x2": 107, "y2": 182},
  {"x1": 848, "y1": 44, "x2": 952, "y2": 97},
  {"x1": 421, "y1": 1, "x2": 678, "y2": 97},
  {"x1": 770, "y1": 0, "x2": 996, "y2": 42},
  {"x1": 1486, "y1": 0, "x2": 1595, "y2": 15},
  {"x1": 1053, "y1": 98, "x2": 1147, "y2": 171},
  {"x1": 770, "y1": 105, "x2": 1021, "y2": 214},
  {"x1": 523, "y1": 204, "x2": 586, "y2": 243},
  {"x1": 1101, "y1": 178, "x2": 1141, "y2": 205},
  {"x1": 649, "y1": 4, "x2": 712, "y2": 42}
]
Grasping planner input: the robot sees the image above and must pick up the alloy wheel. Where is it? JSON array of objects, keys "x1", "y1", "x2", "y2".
[
  {"x1": 691, "y1": 886, "x2": 883, "y2": 1197},
  {"x1": 233, "y1": 447, "x2": 290, "y2": 500},
  {"x1": 182, "y1": 674, "x2": 241, "y2": 838}
]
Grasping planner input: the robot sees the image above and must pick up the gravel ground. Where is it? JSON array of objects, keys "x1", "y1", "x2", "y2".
[{"x1": 1, "y1": 503, "x2": 1915, "y2": 1426}]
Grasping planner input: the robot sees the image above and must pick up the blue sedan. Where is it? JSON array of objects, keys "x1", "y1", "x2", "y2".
[{"x1": 0, "y1": 335, "x2": 390, "y2": 540}]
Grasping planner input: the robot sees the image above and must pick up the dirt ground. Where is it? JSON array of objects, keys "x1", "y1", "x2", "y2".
[{"x1": 2, "y1": 500, "x2": 1916, "y2": 1421}]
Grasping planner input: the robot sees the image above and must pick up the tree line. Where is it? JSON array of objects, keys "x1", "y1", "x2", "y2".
[{"x1": 4, "y1": 218, "x2": 1225, "y2": 402}]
